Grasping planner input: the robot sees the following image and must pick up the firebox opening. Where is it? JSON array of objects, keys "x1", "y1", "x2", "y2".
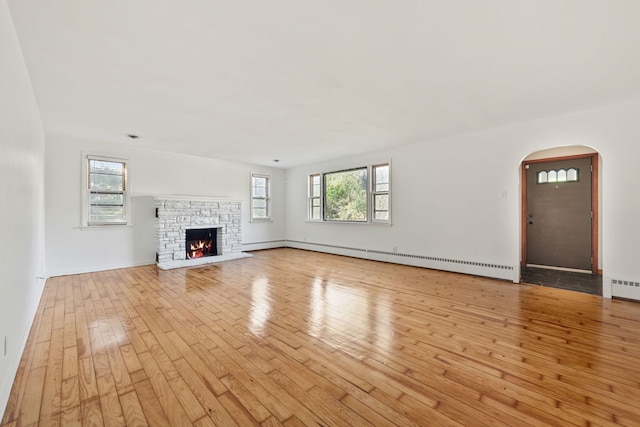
[{"x1": 185, "y1": 228, "x2": 218, "y2": 260}]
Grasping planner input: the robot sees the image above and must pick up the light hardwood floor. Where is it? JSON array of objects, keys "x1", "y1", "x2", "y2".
[{"x1": 3, "y1": 248, "x2": 640, "y2": 426}]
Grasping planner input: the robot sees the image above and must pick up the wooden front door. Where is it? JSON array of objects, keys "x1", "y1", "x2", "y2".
[{"x1": 524, "y1": 156, "x2": 595, "y2": 271}]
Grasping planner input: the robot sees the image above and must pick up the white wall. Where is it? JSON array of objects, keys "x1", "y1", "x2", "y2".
[
  {"x1": 45, "y1": 135, "x2": 286, "y2": 276},
  {"x1": 286, "y1": 100, "x2": 640, "y2": 293},
  {"x1": 0, "y1": 0, "x2": 46, "y2": 418}
]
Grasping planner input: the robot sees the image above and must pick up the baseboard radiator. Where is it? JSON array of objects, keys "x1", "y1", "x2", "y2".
[
  {"x1": 611, "y1": 278, "x2": 640, "y2": 300},
  {"x1": 242, "y1": 240, "x2": 287, "y2": 251},
  {"x1": 285, "y1": 240, "x2": 518, "y2": 283}
]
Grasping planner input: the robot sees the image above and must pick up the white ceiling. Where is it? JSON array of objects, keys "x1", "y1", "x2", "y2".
[{"x1": 8, "y1": 1, "x2": 640, "y2": 168}]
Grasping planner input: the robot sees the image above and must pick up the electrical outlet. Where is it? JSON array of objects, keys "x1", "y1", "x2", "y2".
[{"x1": 393, "y1": 246, "x2": 398, "y2": 253}]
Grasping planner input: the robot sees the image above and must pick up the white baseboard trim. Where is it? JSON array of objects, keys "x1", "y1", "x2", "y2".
[
  {"x1": 242, "y1": 240, "x2": 287, "y2": 252},
  {"x1": 0, "y1": 277, "x2": 46, "y2": 420},
  {"x1": 285, "y1": 240, "x2": 519, "y2": 283},
  {"x1": 46, "y1": 260, "x2": 155, "y2": 278}
]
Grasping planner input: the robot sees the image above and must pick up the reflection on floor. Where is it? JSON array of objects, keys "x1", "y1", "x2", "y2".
[{"x1": 521, "y1": 266, "x2": 602, "y2": 296}]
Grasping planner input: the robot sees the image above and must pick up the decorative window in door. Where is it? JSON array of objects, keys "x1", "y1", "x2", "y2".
[{"x1": 537, "y1": 168, "x2": 579, "y2": 184}]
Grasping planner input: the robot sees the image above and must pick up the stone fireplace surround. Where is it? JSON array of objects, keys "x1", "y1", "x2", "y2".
[{"x1": 154, "y1": 196, "x2": 250, "y2": 270}]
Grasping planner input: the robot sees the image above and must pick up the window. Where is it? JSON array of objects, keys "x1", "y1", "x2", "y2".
[
  {"x1": 537, "y1": 168, "x2": 579, "y2": 184},
  {"x1": 84, "y1": 155, "x2": 129, "y2": 226},
  {"x1": 251, "y1": 173, "x2": 271, "y2": 220},
  {"x1": 309, "y1": 174, "x2": 321, "y2": 220},
  {"x1": 324, "y1": 167, "x2": 368, "y2": 222},
  {"x1": 372, "y1": 164, "x2": 390, "y2": 221},
  {"x1": 308, "y1": 162, "x2": 391, "y2": 224}
]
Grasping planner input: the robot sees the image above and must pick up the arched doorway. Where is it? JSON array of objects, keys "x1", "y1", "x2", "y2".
[{"x1": 521, "y1": 146, "x2": 601, "y2": 295}]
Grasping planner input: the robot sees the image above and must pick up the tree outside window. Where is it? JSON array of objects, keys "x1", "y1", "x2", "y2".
[
  {"x1": 309, "y1": 163, "x2": 390, "y2": 224},
  {"x1": 323, "y1": 167, "x2": 368, "y2": 222}
]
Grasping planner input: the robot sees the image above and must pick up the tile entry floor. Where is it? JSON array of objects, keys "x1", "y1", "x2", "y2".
[{"x1": 521, "y1": 265, "x2": 602, "y2": 296}]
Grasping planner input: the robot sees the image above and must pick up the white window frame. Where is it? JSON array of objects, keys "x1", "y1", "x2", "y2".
[
  {"x1": 323, "y1": 166, "x2": 369, "y2": 223},
  {"x1": 308, "y1": 173, "x2": 322, "y2": 221},
  {"x1": 82, "y1": 154, "x2": 131, "y2": 227},
  {"x1": 308, "y1": 161, "x2": 391, "y2": 224},
  {"x1": 251, "y1": 173, "x2": 271, "y2": 221},
  {"x1": 371, "y1": 163, "x2": 391, "y2": 223}
]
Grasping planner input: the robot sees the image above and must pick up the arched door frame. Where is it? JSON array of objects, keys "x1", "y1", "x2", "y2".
[{"x1": 521, "y1": 152, "x2": 599, "y2": 274}]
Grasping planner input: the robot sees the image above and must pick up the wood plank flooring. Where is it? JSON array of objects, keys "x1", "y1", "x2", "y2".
[{"x1": 3, "y1": 248, "x2": 640, "y2": 426}]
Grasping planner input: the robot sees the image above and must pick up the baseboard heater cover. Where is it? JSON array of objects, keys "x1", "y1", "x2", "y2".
[
  {"x1": 242, "y1": 240, "x2": 287, "y2": 251},
  {"x1": 285, "y1": 240, "x2": 516, "y2": 282},
  {"x1": 367, "y1": 249, "x2": 513, "y2": 270},
  {"x1": 611, "y1": 278, "x2": 640, "y2": 301},
  {"x1": 612, "y1": 279, "x2": 640, "y2": 287}
]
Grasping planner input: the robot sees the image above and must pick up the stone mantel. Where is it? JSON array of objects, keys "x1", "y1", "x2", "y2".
[{"x1": 153, "y1": 195, "x2": 242, "y2": 203}]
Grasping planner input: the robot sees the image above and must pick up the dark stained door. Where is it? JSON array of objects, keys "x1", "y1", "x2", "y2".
[{"x1": 525, "y1": 157, "x2": 593, "y2": 271}]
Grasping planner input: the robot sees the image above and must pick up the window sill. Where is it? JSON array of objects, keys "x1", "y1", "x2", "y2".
[
  {"x1": 305, "y1": 220, "x2": 392, "y2": 226},
  {"x1": 79, "y1": 224, "x2": 132, "y2": 230},
  {"x1": 250, "y1": 219, "x2": 273, "y2": 223}
]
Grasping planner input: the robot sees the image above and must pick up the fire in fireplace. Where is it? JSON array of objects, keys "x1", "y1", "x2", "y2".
[{"x1": 185, "y1": 228, "x2": 218, "y2": 259}]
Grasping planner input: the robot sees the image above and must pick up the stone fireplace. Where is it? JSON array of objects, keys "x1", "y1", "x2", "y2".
[{"x1": 154, "y1": 196, "x2": 249, "y2": 269}]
